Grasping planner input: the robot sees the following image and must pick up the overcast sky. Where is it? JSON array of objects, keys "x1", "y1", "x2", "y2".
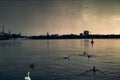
[{"x1": 0, "y1": 0, "x2": 120, "y2": 36}]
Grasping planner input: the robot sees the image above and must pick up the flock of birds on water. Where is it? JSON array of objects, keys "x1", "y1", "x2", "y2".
[
  {"x1": 24, "y1": 39, "x2": 102, "y2": 80},
  {"x1": 24, "y1": 52, "x2": 96, "y2": 80}
]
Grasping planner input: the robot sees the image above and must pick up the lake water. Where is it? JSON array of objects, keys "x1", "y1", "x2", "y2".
[{"x1": 0, "y1": 39, "x2": 120, "y2": 80}]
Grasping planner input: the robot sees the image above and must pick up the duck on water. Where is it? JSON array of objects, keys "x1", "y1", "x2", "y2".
[{"x1": 63, "y1": 56, "x2": 70, "y2": 59}]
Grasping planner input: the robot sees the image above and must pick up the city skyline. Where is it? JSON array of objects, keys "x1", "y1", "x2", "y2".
[{"x1": 0, "y1": 0, "x2": 120, "y2": 36}]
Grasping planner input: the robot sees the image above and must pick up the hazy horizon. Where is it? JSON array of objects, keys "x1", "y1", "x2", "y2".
[{"x1": 0, "y1": 0, "x2": 120, "y2": 36}]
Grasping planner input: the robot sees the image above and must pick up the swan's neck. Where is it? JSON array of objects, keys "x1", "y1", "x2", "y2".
[{"x1": 27, "y1": 72, "x2": 30, "y2": 77}]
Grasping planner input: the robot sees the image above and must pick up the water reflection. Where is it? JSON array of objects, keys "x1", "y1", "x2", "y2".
[
  {"x1": 0, "y1": 40, "x2": 21, "y2": 48},
  {"x1": 0, "y1": 39, "x2": 120, "y2": 80},
  {"x1": 83, "y1": 39, "x2": 90, "y2": 52}
]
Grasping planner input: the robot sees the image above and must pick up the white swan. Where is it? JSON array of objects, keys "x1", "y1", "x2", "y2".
[{"x1": 25, "y1": 72, "x2": 31, "y2": 80}]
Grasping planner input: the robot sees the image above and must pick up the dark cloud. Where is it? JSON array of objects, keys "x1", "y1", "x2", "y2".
[{"x1": 0, "y1": 0, "x2": 120, "y2": 35}]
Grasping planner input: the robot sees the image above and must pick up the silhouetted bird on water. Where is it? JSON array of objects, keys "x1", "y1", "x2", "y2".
[
  {"x1": 87, "y1": 55, "x2": 91, "y2": 59},
  {"x1": 81, "y1": 52, "x2": 91, "y2": 59},
  {"x1": 80, "y1": 66, "x2": 105, "y2": 76},
  {"x1": 30, "y1": 64, "x2": 35, "y2": 70},
  {"x1": 83, "y1": 52, "x2": 87, "y2": 55},
  {"x1": 63, "y1": 56, "x2": 70, "y2": 59}
]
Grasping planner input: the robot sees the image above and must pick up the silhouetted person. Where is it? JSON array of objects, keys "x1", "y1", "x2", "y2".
[{"x1": 30, "y1": 64, "x2": 35, "y2": 70}]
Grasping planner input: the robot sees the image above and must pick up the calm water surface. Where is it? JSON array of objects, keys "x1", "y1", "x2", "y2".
[{"x1": 0, "y1": 39, "x2": 120, "y2": 80}]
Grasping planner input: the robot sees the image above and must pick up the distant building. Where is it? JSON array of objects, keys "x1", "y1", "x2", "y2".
[
  {"x1": 47, "y1": 32, "x2": 50, "y2": 37},
  {"x1": 80, "y1": 33, "x2": 83, "y2": 36},
  {"x1": 83, "y1": 30, "x2": 89, "y2": 36}
]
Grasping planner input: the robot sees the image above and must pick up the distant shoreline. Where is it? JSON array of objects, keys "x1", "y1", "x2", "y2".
[
  {"x1": 1, "y1": 37, "x2": 120, "y2": 40},
  {"x1": 28, "y1": 34, "x2": 120, "y2": 40},
  {"x1": 1, "y1": 30, "x2": 120, "y2": 40}
]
